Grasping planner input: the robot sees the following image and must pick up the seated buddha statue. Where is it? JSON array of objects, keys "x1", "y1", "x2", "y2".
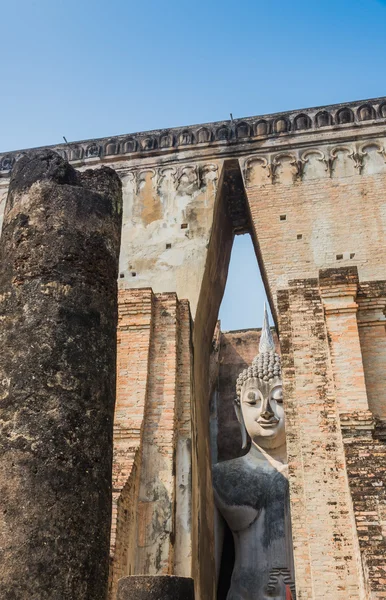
[{"x1": 212, "y1": 307, "x2": 296, "y2": 600}]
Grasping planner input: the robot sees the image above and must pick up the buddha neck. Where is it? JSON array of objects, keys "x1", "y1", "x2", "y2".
[{"x1": 247, "y1": 441, "x2": 287, "y2": 469}]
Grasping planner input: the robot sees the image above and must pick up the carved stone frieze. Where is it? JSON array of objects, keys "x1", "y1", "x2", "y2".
[
  {"x1": 199, "y1": 163, "x2": 218, "y2": 189},
  {"x1": 2, "y1": 96, "x2": 386, "y2": 171},
  {"x1": 242, "y1": 139, "x2": 386, "y2": 186},
  {"x1": 271, "y1": 153, "x2": 301, "y2": 184},
  {"x1": 156, "y1": 167, "x2": 177, "y2": 194},
  {"x1": 329, "y1": 146, "x2": 359, "y2": 177},
  {"x1": 122, "y1": 163, "x2": 219, "y2": 198},
  {"x1": 86, "y1": 143, "x2": 101, "y2": 158},
  {"x1": 136, "y1": 168, "x2": 156, "y2": 194},
  {"x1": 243, "y1": 157, "x2": 270, "y2": 186},
  {"x1": 300, "y1": 150, "x2": 329, "y2": 180},
  {"x1": 176, "y1": 165, "x2": 199, "y2": 193}
]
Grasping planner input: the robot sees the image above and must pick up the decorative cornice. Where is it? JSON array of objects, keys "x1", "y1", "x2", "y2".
[{"x1": 1, "y1": 96, "x2": 386, "y2": 174}]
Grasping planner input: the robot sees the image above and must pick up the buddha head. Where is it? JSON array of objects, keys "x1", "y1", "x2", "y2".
[{"x1": 234, "y1": 306, "x2": 285, "y2": 451}]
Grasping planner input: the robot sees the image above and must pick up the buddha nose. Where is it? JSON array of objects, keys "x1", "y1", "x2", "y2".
[{"x1": 260, "y1": 396, "x2": 274, "y2": 420}]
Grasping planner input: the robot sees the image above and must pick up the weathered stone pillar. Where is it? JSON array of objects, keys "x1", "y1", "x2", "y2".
[
  {"x1": 109, "y1": 290, "x2": 193, "y2": 600},
  {"x1": 0, "y1": 150, "x2": 122, "y2": 599},
  {"x1": 318, "y1": 267, "x2": 386, "y2": 597},
  {"x1": 117, "y1": 576, "x2": 194, "y2": 599},
  {"x1": 277, "y1": 278, "x2": 366, "y2": 600}
]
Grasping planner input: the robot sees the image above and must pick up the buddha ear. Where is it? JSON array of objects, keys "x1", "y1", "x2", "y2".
[
  {"x1": 234, "y1": 399, "x2": 242, "y2": 424},
  {"x1": 234, "y1": 399, "x2": 248, "y2": 450}
]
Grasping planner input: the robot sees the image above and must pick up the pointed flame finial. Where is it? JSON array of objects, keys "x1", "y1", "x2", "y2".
[
  {"x1": 235, "y1": 302, "x2": 281, "y2": 399},
  {"x1": 259, "y1": 302, "x2": 275, "y2": 354}
]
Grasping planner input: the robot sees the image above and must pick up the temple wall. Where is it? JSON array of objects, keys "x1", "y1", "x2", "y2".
[
  {"x1": 319, "y1": 268, "x2": 386, "y2": 599},
  {"x1": 191, "y1": 162, "x2": 235, "y2": 600},
  {"x1": 116, "y1": 159, "x2": 221, "y2": 316},
  {"x1": 109, "y1": 449, "x2": 141, "y2": 600},
  {"x1": 110, "y1": 289, "x2": 153, "y2": 599},
  {"x1": 174, "y1": 299, "x2": 194, "y2": 577},
  {"x1": 244, "y1": 142, "x2": 386, "y2": 305},
  {"x1": 1, "y1": 98, "x2": 386, "y2": 315},
  {"x1": 1, "y1": 156, "x2": 221, "y2": 317},
  {"x1": 1, "y1": 97, "x2": 386, "y2": 599}
]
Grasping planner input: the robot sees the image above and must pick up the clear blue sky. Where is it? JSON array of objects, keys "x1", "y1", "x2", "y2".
[{"x1": 1, "y1": 0, "x2": 385, "y2": 329}]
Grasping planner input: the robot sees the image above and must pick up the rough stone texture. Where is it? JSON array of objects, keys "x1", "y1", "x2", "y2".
[
  {"x1": 0, "y1": 150, "x2": 122, "y2": 600},
  {"x1": 117, "y1": 575, "x2": 194, "y2": 600},
  {"x1": 109, "y1": 289, "x2": 193, "y2": 600}
]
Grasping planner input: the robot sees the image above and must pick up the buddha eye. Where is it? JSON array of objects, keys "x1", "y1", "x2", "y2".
[
  {"x1": 271, "y1": 387, "x2": 283, "y2": 403},
  {"x1": 246, "y1": 391, "x2": 256, "y2": 404}
]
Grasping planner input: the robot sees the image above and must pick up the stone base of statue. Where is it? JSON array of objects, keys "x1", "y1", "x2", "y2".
[{"x1": 117, "y1": 575, "x2": 195, "y2": 599}]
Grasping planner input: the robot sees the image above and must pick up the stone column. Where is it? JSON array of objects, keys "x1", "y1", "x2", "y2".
[
  {"x1": 319, "y1": 267, "x2": 369, "y2": 413},
  {"x1": 117, "y1": 576, "x2": 194, "y2": 599},
  {"x1": 319, "y1": 268, "x2": 386, "y2": 597},
  {"x1": 0, "y1": 150, "x2": 122, "y2": 599},
  {"x1": 110, "y1": 290, "x2": 193, "y2": 599},
  {"x1": 277, "y1": 278, "x2": 366, "y2": 600}
]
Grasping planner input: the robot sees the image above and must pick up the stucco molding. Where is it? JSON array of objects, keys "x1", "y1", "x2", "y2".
[{"x1": 2, "y1": 96, "x2": 386, "y2": 174}]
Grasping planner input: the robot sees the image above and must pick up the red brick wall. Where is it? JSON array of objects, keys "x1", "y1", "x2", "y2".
[
  {"x1": 110, "y1": 289, "x2": 153, "y2": 598},
  {"x1": 276, "y1": 268, "x2": 386, "y2": 600},
  {"x1": 357, "y1": 282, "x2": 386, "y2": 420},
  {"x1": 111, "y1": 289, "x2": 153, "y2": 583},
  {"x1": 277, "y1": 278, "x2": 365, "y2": 600},
  {"x1": 109, "y1": 448, "x2": 141, "y2": 600},
  {"x1": 319, "y1": 269, "x2": 386, "y2": 599},
  {"x1": 341, "y1": 414, "x2": 386, "y2": 597},
  {"x1": 245, "y1": 167, "x2": 386, "y2": 306},
  {"x1": 109, "y1": 289, "x2": 193, "y2": 598}
]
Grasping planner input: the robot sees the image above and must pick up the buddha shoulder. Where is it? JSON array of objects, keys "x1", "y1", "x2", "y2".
[{"x1": 212, "y1": 456, "x2": 268, "y2": 510}]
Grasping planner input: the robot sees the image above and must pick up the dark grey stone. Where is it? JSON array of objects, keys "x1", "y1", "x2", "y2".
[
  {"x1": 0, "y1": 150, "x2": 122, "y2": 600},
  {"x1": 117, "y1": 576, "x2": 195, "y2": 600}
]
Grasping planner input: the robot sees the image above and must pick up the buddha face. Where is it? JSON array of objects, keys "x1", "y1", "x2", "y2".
[{"x1": 237, "y1": 376, "x2": 286, "y2": 450}]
